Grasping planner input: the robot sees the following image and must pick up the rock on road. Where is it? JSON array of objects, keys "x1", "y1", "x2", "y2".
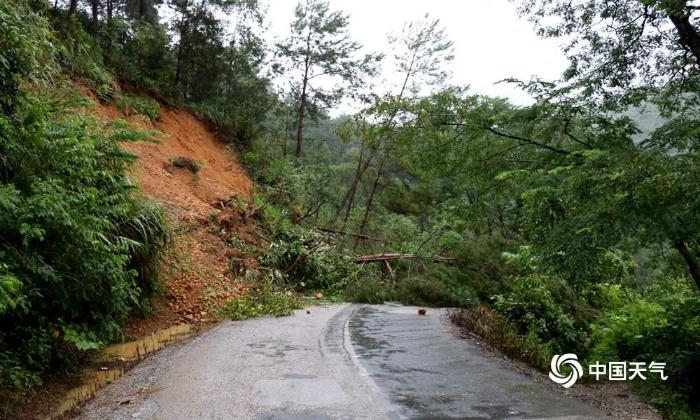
[{"x1": 76, "y1": 304, "x2": 605, "y2": 419}]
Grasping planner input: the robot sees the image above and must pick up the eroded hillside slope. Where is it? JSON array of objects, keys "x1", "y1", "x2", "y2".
[{"x1": 83, "y1": 88, "x2": 262, "y2": 334}]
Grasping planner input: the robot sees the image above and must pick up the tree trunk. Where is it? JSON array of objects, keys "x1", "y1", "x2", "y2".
[
  {"x1": 107, "y1": 0, "x2": 113, "y2": 20},
  {"x1": 339, "y1": 145, "x2": 377, "y2": 224},
  {"x1": 295, "y1": 32, "x2": 312, "y2": 160},
  {"x1": 335, "y1": 54, "x2": 414, "y2": 224},
  {"x1": 139, "y1": 0, "x2": 147, "y2": 18},
  {"x1": 173, "y1": 0, "x2": 190, "y2": 93},
  {"x1": 90, "y1": 0, "x2": 100, "y2": 33},
  {"x1": 354, "y1": 253, "x2": 455, "y2": 264},
  {"x1": 674, "y1": 239, "x2": 700, "y2": 290},
  {"x1": 295, "y1": 83, "x2": 307, "y2": 159},
  {"x1": 69, "y1": 0, "x2": 78, "y2": 15},
  {"x1": 335, "y1": 143, "x2": 364, "y2": 221},
  {"x1": 354, "y1": 159, "x2": 385, "y2": 249},
  {"x1": 667, "y1": 5, "x2": 700, "y2": 64}
]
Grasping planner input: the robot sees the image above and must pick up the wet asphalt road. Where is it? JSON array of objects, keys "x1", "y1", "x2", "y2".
[{"x1": 76, "y1": 304, "x2": 605, "y2": 419}]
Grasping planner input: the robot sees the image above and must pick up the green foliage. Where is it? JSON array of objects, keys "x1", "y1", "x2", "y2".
[
  {"x1": 343, "y1": 265, "x2": 477, "y2": 308},
  {"x1": 276, "y1": 0, "x2": 380, "y2": 157},
  {"x1": 449, "y1": 305, "x2": 555, "y2": 371},
  {"x1": 395, "y1": 274, "x2": 475, "y2": 308},
  {"x1": 516, "y1": 0, "x2": 700, "y2": 113},
  {"x1": 99, "y1": 18, "x2": 175, "y2": 94},
  {"x1": 260, "y1": 227, "x2": 359, "y2": 291},
  {"x1": 0, "y1": 0, "x2": 56, "y2": 113},
  {"x1": 225, "y1": 284, "x2": 302, "y2": 320},
  {"x1": 636, "y1": 379, "x2": 697, "y2": 420},
  {"x1": 581, "y1": 277, "x2": 700, "y2": 418},
  {"x1": 276, "y1": 0, "x2": 379, "y2": 106},
  {"x1": 0, "y1": 261, "x2": 22, "y2": 314},
  {"x1": 493, "y1": 274, "x2": 583, "y2": 354},
  {"x1": 0, "y1": 350, "x2": 40, "y2": 411},
  {"x1": 52, "y1": 15, "x2": 116, "y2": 99},
  {"x1": 447, "y1": 237, "x2": 518, "y2": 302},
  {"x1": 588, "y1": 277, "x2": 700, "y2": 368},
  {"x1": 113, "y1": 201, "x2": 171, "y2": 308},
  {"x1": 344, "y1": 277, "x2": 397, "y2": 304},
  {"x1": 61, "y1": 325, "x2": 102, "y2": 351},
  {"x1": 167, "y1": 0, "x2": 270, "y2": 144},
  {"x1": 29, "y1": 0, "x2": 700, "y2": 416},
  {"x1": 114, "y1": 92, "x2": 160, "y2": 121},
  {"x1": 0, "y1": 1, "x2": 169, "y2": 405}
]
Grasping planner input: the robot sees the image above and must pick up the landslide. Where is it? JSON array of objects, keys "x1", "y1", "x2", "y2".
[{"x1": 83, "y1": 87, "x2": 264, "y2": 335}]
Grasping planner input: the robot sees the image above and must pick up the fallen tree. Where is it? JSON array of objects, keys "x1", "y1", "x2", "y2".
[{"x1": 354, "y1": 253, "x2": 455, "y2": 264}]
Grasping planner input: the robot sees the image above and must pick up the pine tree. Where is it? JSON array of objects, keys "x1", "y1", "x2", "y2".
[{"x1": 276, "y1": 0, "x2": 379, "y2": 159}]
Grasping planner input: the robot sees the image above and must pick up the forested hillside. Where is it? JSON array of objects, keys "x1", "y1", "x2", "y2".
[{"x1": 2, "y1": 0, "x2": 700, "y2": 418}]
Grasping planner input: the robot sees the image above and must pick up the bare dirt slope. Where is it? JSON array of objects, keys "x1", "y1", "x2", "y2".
[{"x1": 84, "y1": 88, "x2": 261, "y2": 335}]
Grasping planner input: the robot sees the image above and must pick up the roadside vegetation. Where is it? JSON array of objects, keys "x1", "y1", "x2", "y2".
[{"x1": 1, "y1": 0, "x2": 699, "y2": 418}]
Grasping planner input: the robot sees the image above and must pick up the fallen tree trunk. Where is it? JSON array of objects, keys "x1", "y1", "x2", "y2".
[{"x1": 354, "y1": 253, "x2": 455, "y2": 264}]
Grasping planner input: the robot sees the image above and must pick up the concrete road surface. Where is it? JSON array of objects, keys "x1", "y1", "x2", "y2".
[{"x1": 76, "y1": 304, "x2": 605, "y2": 419}]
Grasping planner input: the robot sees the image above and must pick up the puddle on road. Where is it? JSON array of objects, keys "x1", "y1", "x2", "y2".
[{"x1": 49, "y1": 323, "x2": 193, "y2": 419}]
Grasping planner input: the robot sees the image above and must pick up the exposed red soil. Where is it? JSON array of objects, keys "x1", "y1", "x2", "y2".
[{"x1": 82, "y1": 87, "x2": 263, "y2": 335}]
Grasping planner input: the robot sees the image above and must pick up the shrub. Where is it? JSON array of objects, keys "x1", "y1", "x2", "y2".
[
  {"x1": 449, "y1": 305, "x2": 554, "y2": 371},
  {"x1": 493, "y1": 274, "x2": 582, "y2": 354},
  {"x1": 584, "y1": 277, "x2": 700, "y2": 419},
  {"x1": 588, "y1": 277, "x2": 700, "y2": 367},
  {"x1": 113, "y1": 201, "x2": 170, "y2": 310},
  {"x1": 395, "y1": 273, "x2": 475, "y2": 308},
  {"x1": 344, "y1": 277, "x2": 397, "y2": 304},
  {"x1": 224, "y1": 284, "x2": 302, "y2": 320},
  {"x1": 0, "y1": 0, "x2": 56, "y2": 113},
  {"x1": 114, "y1": 92, "x2": 160, "y2": 121},
  {"x1": 52, "y1": 14, "x2": 116, "y2": 100},
  {"x1": 260, "y1": 227, "x2": 359, "y2": 291},
  {"x1": 170, "y1": 156, "x2": 203, "y2": 173}
]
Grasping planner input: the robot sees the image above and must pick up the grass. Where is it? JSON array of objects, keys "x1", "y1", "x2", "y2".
[{"x1": 113, "y1": 92, "x2": 160, "y2": 121}]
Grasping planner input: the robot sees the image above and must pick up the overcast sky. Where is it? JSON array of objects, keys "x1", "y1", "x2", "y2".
[{"x1": 262, "y1": 0, "x2": 569, "y2": 113}]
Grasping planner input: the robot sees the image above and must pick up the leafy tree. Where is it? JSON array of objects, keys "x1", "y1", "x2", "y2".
[
  {"x1": 516, "y1": 0, "x2": 700, "y2": 112},
  {"x1": 164, "y1": 0, "x2": 270, "y2": 143},
  {"x1": 276, "y1": 0, "x2": 379, "y2": 158},
  {"x1": 207, "y1": 8, "x2": 271, "y2": 143},
  {"x1": 336, "y1": 17, "x2": 454, "y2": 237},
  {"x1": 170, "y1": 1, "x2": 225, "y2": 100},
  {"x1": 505, "y1": 0, "x2": 700, "y2": 289},
  {"x1": 99, "y1": 18, "x2": 175, "y2": 92}
]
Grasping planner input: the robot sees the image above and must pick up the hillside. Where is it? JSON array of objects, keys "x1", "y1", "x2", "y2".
[{"x1": 84, "y1": 87, "x2": 260, "y2": 334}]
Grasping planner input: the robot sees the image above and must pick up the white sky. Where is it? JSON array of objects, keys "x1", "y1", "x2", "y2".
[{"x1": 262, "y1": 0, "x2": 569, "y2": 113}]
